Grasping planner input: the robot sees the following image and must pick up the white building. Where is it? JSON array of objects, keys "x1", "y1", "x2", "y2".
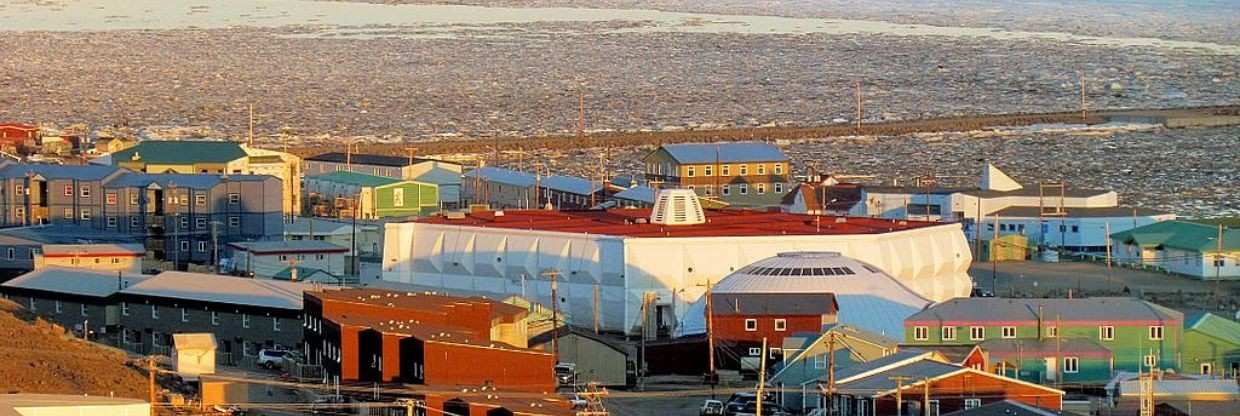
[
  {"x1": 172, "y1": 333, "x2": 218, "y2": 380},
  {"x1": 227, "y1": 240, "x2": 349, "y2": 281},
  {"x1": 0, "y1": 394, "x2": 149, "y2": 416},
  {"x1": 983, "y1": 206, "x2": 1175, "y2": 252},
  {"x1": 381, "y1": 190, "x2": 972, "y2": 335},
  {"x1": 1109, "y1": 220, "x2": 1239, "y2": 280}
]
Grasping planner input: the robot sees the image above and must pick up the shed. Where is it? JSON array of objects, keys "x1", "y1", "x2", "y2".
[
  {"x1": 172, "y1": 333, "x2": 218, "y2": 380},
  {"x1": 529, "y1": 329, "x2": 634, "y2": 387}
]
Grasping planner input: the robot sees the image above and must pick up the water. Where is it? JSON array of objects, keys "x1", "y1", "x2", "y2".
[{"x1": 0, "y1": 0, "x2": 1237, "y2": 54}]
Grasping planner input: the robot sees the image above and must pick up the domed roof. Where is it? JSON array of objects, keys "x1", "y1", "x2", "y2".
[{"x1": 703, "y1": 251, "x2": 931, "y2": 337}]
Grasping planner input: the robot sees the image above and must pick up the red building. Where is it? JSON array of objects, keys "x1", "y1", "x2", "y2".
[
  {"x1": 0, "y1": 123, "x2": 38, "y2": 153},
  {"x1": 711, "y1": 292, "x2": 838, "y2": 365},
  {"x1": 305, "y1": 288, "x2": 555, "y2": 392}
]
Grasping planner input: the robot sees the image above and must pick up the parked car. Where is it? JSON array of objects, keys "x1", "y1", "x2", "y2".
[
  {"x1": 724, "y1": 392, "x2": 775, "y2": 416},
  {"x1": 554, "y1": 363, "x2": 578, "y2": 386},
  {"x1": 700, "y1": 399, "x2": 725, "y2": 416},
  {"x1": 256, "y1": 349, "x2": 288, "y2": 369},
  {"x1": 733, "y1": 402, "x2": 788, "y2": 416}
]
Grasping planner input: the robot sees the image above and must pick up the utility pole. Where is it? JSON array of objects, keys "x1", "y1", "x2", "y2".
[
  {"x1": 922, "y1": 377, "x2": 931, "y2": 416},
  {"x1": 593, "y1": 283, "x2": 600, "y2": 335},
  {"x1": 1215, "y1": 224, "x2": 1225, "y2": 298},
  {"x1": 351, "y1": 192, "x2": 359, "y2": 280},
  {"x1": 1105, "y1": 221, "x2": 1113, "y2": 286},
  {"x1": 147, "y1": 356, "x2": 157, "y2": 416},
  {"x1": 248, "y1": 103, "x2": 255, "y2": 147},
  {"x1": 823, "y1": 331, "x2": 838, "y2": 415},
  {"x1": 1079, "y1": 71, "x2": 1088, "y2": 122},
  {"x1": 544, "y1": 269, "x2": 562, "y2": 363},
  {"x1": 890, "y1": 375, "x2": 912, "y2": 416},
  {"x1": 992, "y1": 213, "x2": 999, "y2": 294},
  {"x1": 757, "y1": 337, "x2": 768, "y2": 416},
  {"x1": 210, "y1": 221, "x2": 220, "y2": 273}
]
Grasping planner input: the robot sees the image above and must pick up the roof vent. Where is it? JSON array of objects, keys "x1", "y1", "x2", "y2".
[{"x1": 649, "y1": 189, "x2": 706, "y2": 226}]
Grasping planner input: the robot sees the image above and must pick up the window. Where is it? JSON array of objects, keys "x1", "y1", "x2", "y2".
[
  {"x1": 769, "y1": 347, "x2": 781, "y2": 359},
  {"x1": 1064, "y1": 357, "x2": 1079, "y2": 373},
  {"x1": 14, "y1": 207, "x2": 24, "y2": 220},
  {"x1": 197, "y1": 241, "x2": 207, "y2": 252},
  {"x1": 1144, "y1": 354, "x2": 1157, "y2": 368},
  {"x1": 273, "y1": 317, "x2": 281, "y2": 332},
  {"x1": 739, "y1": 165, "x2": 748, "y2": 176},
  {"x1": 80, "y1": 209, "x2": 91, "y2": 220},
  {"x1": 739, "y1": 184, "x2": 748, "y2": 195},
  {"x1": 721, "y1": 185, "x2": 730, "y2": 196},
  {"x1": 151, "y1": 305, "x2": 159, "y2": 319},
  {"x1": 744, "y1": 319, "x2": 757, "y2": 332},
  {"x1": 774, "y1": 319, "x2": 787, "y2": 332},
  {"x1": 964, "y1": 399, "x2": 981, "y2": 409},
  {"x1": 774, "y1": 164, "x2": 783, "y2": 175},
  {"x1": 63, "y1": 208, "x2": 72, "y2": 219},
  {"x1": 195, "y1": 194, "x2": 206, "y2": 206},
  {"x1": 687, "y1": 166, "x2": 695, "y2": 177},
  {"x1": 748, "y1": 347, "x2": 761, "y2": 356},
  {"x1": 13, "y1": 184, "x2": 21, "y2": 195},
  {"x1": 28, "y1": 298, "x2": 36, "y2": 311},
  {"x1": 181, "y1": 308, "x2": 189, "y2": 322},
  {"x1": 813, "y1": 354, "x2": 827, "y2": 369},
  {"x1": 5, "y1": 248, "x2": 12, "y2": 260},
  {"x1": 105, "y1": 192, "x2": 118, "y2": 205},
  {"x1": 229, "y1": 216, "x2": 240, "y2": 227},
  {"x1": 913, "y1": 326, "x2": 929, "y2": 341},
  {"x1": 1047, "y1": 326, "x2": 1058, "y2": 338},
  {"x1": 129, "y1": 193, "x2": 138, "y2": 205},
  {"x1": 242, "y1": 314, "x2": 250, "y2": 329},
  {"x1": 106, "y1": 217, "x2": 117, "y2": 228},
  {"x1": 179, "y1": 240, "x2": 189, "y2": 252},
  {"x1": 941, "y1": 326, "x2": 957, "y2": 341},
  {"x1": 757, "y1": 165, "x2": 766, "y2": 175},
  {"x1": 63, "y1": 184, "x2": 73, "y2": 196},
  {"x1": 54, "y1": 300, "x2": 63, "y2": 314},
  {"x1": 703, "y1": 166, "x2": 713, "y2": 176},
  {"x1": 1099, "y1": 326, "x2": 1115, "y2": 341},
  {"x1": 121, "y1": 302, "x2": 129, "y2": 316},
  {"x1": 756, "y1": 183, "x2": 766, "y2": 194},
  {"x1": 1071, "y1": 225, "x2": 1080, "y2": 233},
  {"x1": 774, "y1": 183, "x2": 783, "y2": 193},
  {"x1": 196, "y1": 218, "x2": 207, "y2": 229},
  {"x1": 393, "y1": 188, "x2": 405, "y2": 207},
  {"x1": 1001, "y1": 326, "x2": 1017, "y2": 339},
  {"x1": 721, "y1": 165, "x2": 730, "y2": 176},
  {"x1": 130, "y1": 217, "x2": 140, "y2": 228},
  {"x1": 1149, "y1": 325, "x2": 1164, "y2": 340},
  {"x1": 970, "y1": 326, "x2": 985, "y2": 341},
  {"x1": 80, "y1": 304, "x2": 88, "y2": 316},
  {"x1": 79, "y1": 185, "x2": 90, "y2": 197},
  {"x1": 179, "y1": 193, "x2": 188, "y2": 206},
  {"x1": 228, "y1": 193, "x2": 240, "y2": 204}
]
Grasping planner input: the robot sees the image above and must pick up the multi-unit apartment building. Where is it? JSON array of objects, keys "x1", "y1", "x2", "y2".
[
  {"x1": 0, "y1": 162, "x2": 284, "y2": 267},
  {"x1": 641, "y1": 142, "x2": 791, "y2": 208},
  {"x1": 904, "y1": 297, "x2": 1183, "y2": 383},
  {"x1": 108, "y1": 140, "x2": 302, "y2": 215}
]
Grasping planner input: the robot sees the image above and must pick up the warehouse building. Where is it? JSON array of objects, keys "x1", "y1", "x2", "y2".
[
  {"x1": 382, "y1": 189, "x2": 972, "y2": 336},
  {"x1": 226, "y1": 240, "x2": 349, "y2": 281},
  {"x1": 982, "y1": 206, "x2": 1174, "y2": 253}
]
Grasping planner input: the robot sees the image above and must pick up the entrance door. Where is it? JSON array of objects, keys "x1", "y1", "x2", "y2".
[
  {"x1": 1201, "y1": 363, "x2": 1213, "y2": 375},
  {"x1": 1044, "y1": 357, "x2": 1058, "y2": 383}
]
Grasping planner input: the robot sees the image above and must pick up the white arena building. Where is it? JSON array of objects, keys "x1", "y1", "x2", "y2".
[
  {"x1": 679, "y1": 251, "x2": 934, "y2": 339},
  {"x1": 381, "y1": 190, "x2": 972, "y2": 335}
]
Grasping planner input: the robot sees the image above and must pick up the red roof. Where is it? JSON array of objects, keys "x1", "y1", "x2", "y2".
[
  {"x1": 0, "y1": 123, "x2": 37, "y2": 131},
  {"x1": 416, "y1": 208, "x2": 943, "y2": 238}
]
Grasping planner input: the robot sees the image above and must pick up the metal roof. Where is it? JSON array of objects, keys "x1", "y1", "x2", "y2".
[
  {"x1": 105, "y1": 171, "x2": 271, "y2": 189},
  {"x1": 1, "y1": 267, "x2": 150, "y2": 298},
  {"x1": 980, "y1": 338, "x2": 1113, "y2": 358},
  {"x1": 993, "y1": 206, "x2": 1172, "y2": 218},
  {"x1": 121, "y1": 271, "x2": 312, "y2": 310},
  {"x1": 227, "y1": 240, "x2": 349, "y2": 254},
  {"x1": 41, "y1": 243, "x2": 145, "y2": 256},
  {"x1": 829, "y1": 350, "x2": 936, "y2": 383},
  {"x1": 1185, "y1": 312, "x2": 1240, "y2": 346},
  {"x1": 907, "y1": 297, "x2": 1183, "y2": 326},
  {"x1": 835, "y1": 359, "x2": 963, "y2": 396},
  {"x1": 540, "y1": 175, "x2": 601, "y2": 195},
  {"x1": 0, "y1": 224, "x2": 136, "y2": 245},
  {"x1": 283, "y1": 218, "x2": 353, "y2": 236},
  {"x1": 0, "y1": 394, "x2": 148, "y2": 416},
  {"x1": 707, "y1": 252, "x2": 931, "y2": 337},
  {"x1": 110, "y1": 140, "x2": 248, "y2": 164},
  {"x1": 711, "y1": 292, "x2": 836, "y2": 316},
  {"x1": 656, "y1": 142, "x2": 787, "y2": 164},
  {"x1": 1110, "y1": 220, "x2": 1240, "y2": 253},
  {"x1": 308, "y1": 170, "x2": 401, "y2": 187},
  {"x1": 172, "y1": 333, "x2": 218, "y2": 350},
  {"x1": 462, "y1": 166, "x2": 536, "y2": 188},
  {"x1": 612, "y1": 186, "x2": 655, "y2": 203},
  {"x1": 0, "y1": 162, "x2": 119, "y2": 180},
  {"x1": 306, "y1": 152, "x2": 454, "y2": 167},
  {"x1": 941, "y1": 400, "x2": 1064, "y2": 416}
]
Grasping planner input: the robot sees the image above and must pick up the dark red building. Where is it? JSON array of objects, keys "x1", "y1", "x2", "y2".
[
  {"x1": 304, "y1": 288, "x2": 555, "y2": 392},
  {"x1": 0, "y1": 123, "x2": 38, "y2": 153},
  {"x1": 711, "y1": 292, "x2": 838, "y2": 366}
]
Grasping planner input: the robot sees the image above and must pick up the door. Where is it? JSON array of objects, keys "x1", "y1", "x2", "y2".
[
  {"x1": 1044, "y1": 357, "x2": 1058, "y2": 383},
  {"x1": 1201, "y1": 363, "x2": 1212, "y2": 376}
]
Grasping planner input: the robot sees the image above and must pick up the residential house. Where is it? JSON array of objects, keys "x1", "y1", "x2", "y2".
[
  {"x1": 1109, "y1": 220, "x2": 1239, "y2": 280},
  {"x1": 303, "y1": 152, "x2": 462, "y2": 208},
  {"x1": 769, "y1": 325, "x2": 899, "y2": 413},
  {"x1": 304, "y1": 288, "x2": 552, "y2": 391},
  {"x1": 814, "y1": 351, "x2": 1064, "y2": 416},
  {"x1": 0, "y1": 123, "x2": 38, "y2": 154},
  {"x1": 610, "y1": 185, "x2": 655, "y2": 208},
  {"x1": 461, "y1": 166, "x2": 538, "y2": 209},
  {"x1": 304, "y1": 171, "x2": 440, "y2": 219},
  {"x1": 1182, "y1": 312, "x2": 1240, "y2": 377},
  {"x1": 283, "y1": 216, "x2": 384, "y2": 257},
  {"x1": 0, "y1": 267, "x2": 149, "y2": 343},
  {"x1": 781, "y1": 180, "x2": 863, "y2": 216},
  {"x1": 980, "y1": 338, "x2": 1115, "y2": 384},
  {"x1": 642, "y1": 142, "x2": 791, "y2": 208},
  {"x1": 114, "y1": 271, "x2": 313, "y2": 361},
  {"x1": 108, "y1": 140, "x2": 301, "y2": 215},
  {"x1": 904, "y1": 297, "x2": 1183, "y2": 374},
  {"x1": 539, "y1": 175, "x2": 605, "y2": 209},
  {"x1": 92, "y1": 136, "x2": 138, "y2": 155},
  {"x1": 227, "y1": 240, "x2": 349, "y2": 281}
]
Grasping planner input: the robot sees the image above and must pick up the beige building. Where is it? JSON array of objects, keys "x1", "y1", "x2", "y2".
[
  {"x1": 108, "y1": 140, "x2": 302, "y2": 215},
  {"x1": 642, "y1": 142, "x2": 791, "y2": 208},
  {"x1": 34, "y1": 243, "x2": 145, "y2": 273},
  {"x1": 0, "y1": 394, "x2": 150, "y2": 416}
]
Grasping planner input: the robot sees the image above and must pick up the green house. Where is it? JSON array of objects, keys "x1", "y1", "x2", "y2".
[
  {"x1": 904, "y1": 297, "x2": 1182, "y2": 377},
  {"x1": 305, "y1": 171, "x2": 440, "y2": 219},
  {"x1": 1182, "y1": 312, "x2": 1240, "y2": 377},
  {"x1": 980, "y1": 338, "x2": 1114, "y2": 385}
]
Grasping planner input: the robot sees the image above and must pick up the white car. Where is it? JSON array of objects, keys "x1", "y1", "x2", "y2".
[{"x1": 256, "y1": 349, "x2": 288, "y2": 369}]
